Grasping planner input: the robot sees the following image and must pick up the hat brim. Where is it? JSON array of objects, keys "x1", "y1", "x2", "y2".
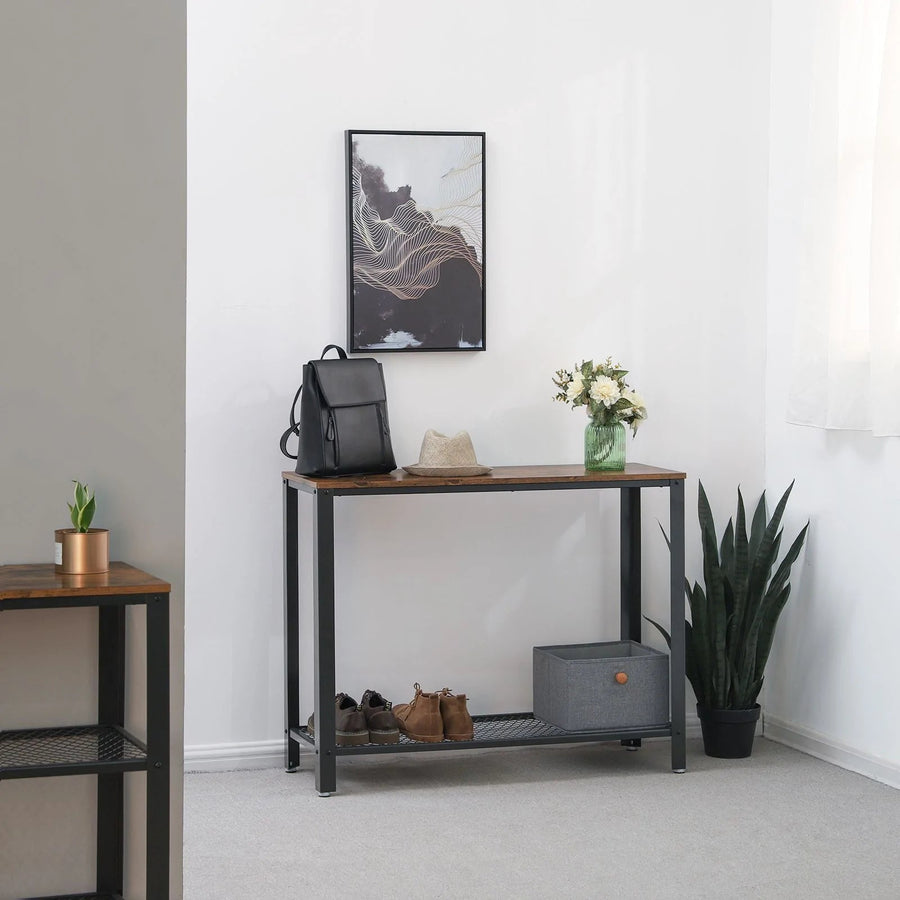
[{"x1": 403, "y1": 464, "x2": 492, "y2": 478}]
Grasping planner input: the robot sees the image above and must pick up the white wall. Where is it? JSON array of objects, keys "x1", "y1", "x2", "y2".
[
  {"x1": 765, "y1": 0, "x2": 900, "y2": 786},
  {"x1": 186, "y1": 1, "x2": 771, "y2": 762}
]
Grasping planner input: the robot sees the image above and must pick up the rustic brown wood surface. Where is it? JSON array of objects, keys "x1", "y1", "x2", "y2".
[
  {"x1": 283, "y1": 463, "x2": 686, "y2": 491},
  {"x1": 0, "y1": 561, "x2": 170, "y2": 600}
]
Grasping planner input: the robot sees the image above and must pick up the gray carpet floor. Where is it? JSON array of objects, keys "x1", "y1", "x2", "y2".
[{"x1": 183, "y1": 737, "x2": 900, "y2": 899}]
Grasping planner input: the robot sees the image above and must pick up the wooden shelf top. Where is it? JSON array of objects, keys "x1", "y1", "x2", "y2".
[
  {"x1": 283, "y1": 462, "x2": 686, "y2": 492},
  {"x1": 0, "y1": 561, "x2": 170, "y2": 601}
]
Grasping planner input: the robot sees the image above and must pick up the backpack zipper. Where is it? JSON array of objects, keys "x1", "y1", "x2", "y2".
[{"x1": 326, "y1": 412, "x2": 339, "y2": 466}]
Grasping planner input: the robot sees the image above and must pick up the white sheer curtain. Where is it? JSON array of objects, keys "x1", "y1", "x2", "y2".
[{"x1": 787, "y1": 0, "x2": 900, "y2": 436}]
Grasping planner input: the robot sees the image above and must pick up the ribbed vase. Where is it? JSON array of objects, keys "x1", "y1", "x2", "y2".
[{"x1": 584, "y1": 420, "x2": 626, "y2": 471}]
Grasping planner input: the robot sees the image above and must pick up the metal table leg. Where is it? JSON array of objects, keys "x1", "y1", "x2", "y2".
[
  {"x1": 283, "y1": 480, "x2": 300, "y2": 772},
  {"x1": 146, "y1": 592, "x2": 170, "y2": 898},
  {"x1": 97, "y1": 604, "x2": 125, "y2": 895},
  {"x1": 669, "y1": 479, "x2": 686, "y2": 773},
  {"x1": 620, "y1": 486, "x2": 642, "y2": 749},
  {"x1": 313, "y1": 489, "x2": 337, "y2": 795}
]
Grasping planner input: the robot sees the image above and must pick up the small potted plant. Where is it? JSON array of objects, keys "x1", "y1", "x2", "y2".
[
  {"x1": 55, "y1": 481, "x2": 109, "y2": 574},
  {"x1": 552, "y1": 357, "x2": 647, "y2": 470},
  {"x1": 646, "y1": 481, "x2": 808, "y2": 758}
]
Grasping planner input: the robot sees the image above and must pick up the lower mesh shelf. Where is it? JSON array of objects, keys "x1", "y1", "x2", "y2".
[
  {"x1": 25, "y1": 894, "x2": 123, "y2": 900},
  {"x1": 293, "y1": 712, "x2": 670, "y2": 753},
  {"x1": 0, "y1": 725, "x2": 147, "y2": 777}
]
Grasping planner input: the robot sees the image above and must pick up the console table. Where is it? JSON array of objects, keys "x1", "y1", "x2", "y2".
[
  {"x1": 283, "y1": 464, "x2": 686, "y2": 795},
  {"x1": 0, "y1": 562, "x2": 170, "y2": 900}
]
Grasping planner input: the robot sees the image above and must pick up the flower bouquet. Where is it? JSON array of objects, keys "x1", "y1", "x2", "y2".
[{"x1": 552, "y1": 358, "x2": 647, "y2": 470}]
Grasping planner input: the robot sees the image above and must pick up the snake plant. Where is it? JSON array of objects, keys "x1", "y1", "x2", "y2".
[
  {"x1": 67, "y1": 480, "x2": 96, "y2": 533},
  {"x1": 647, "y1": 481, "x2": 808, "y2": 710}
]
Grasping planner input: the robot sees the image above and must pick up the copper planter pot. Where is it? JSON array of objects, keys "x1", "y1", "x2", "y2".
[{"x1": 54, "y1": 528, "x2": 109, "y2": 574}]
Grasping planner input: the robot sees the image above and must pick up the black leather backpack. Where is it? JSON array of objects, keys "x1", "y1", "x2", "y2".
[{"x1": 279, "y1": 345, "x2": 396, "y2": 476}]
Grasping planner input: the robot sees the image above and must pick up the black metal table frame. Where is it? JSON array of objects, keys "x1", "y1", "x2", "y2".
[
  {"x1": 2, "y1": 589, "x2": 170, "y2": 900},
  {"x1": 283, "y1": 474, "x2": 685, "y2": 795}
]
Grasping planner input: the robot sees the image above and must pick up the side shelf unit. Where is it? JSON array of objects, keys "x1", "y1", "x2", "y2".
[
  {"x1": 283, "y1": 463, "x2": 686, "y2": 795},
  {"x1": 0, "y1": 562, "x2": 170, "y2": 900}
]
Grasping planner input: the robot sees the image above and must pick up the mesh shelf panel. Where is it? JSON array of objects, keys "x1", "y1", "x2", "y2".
[
  {"x1": 0, "y1": 725, "x2": 145, "y2": 773},
  {"x1": 25, "y1": 894, "x2": 123, "y2": 900},
  {"x1": 25, "y1": 894, "x2": 122, "y2": 900},
  {"x1": 294, "y1": 712, "x2": 670, "y2": 754},
  {"x1": 464, "y1": 713, "x2": 567, "y2": 742},
  {"x1": 297, "y1": 713, "x2": 568, "y2": 747}
]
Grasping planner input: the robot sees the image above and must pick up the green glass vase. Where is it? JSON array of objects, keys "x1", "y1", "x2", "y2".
[{"x1": 584, "y1": 420, "x2": 626, "y2": 471}]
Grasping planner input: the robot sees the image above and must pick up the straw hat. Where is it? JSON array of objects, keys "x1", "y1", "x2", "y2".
[{"x1": 403, "y1": 430, "x2": 491, "y2": 477}]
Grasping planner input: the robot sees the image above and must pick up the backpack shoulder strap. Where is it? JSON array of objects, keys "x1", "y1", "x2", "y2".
[{"x1": 279, "y1": 383, "x2": 303, "y2": 459}]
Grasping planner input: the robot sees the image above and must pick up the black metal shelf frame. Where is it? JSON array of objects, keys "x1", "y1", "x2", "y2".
[
  {"x1": 283, "y1": 471, "x2": 686, "y2": 795},
  {"x1": 2, "y1": 587, "x2": 169, "y2": 899}
]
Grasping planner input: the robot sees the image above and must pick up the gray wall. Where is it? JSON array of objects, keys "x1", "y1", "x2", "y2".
[{"x1": 0, "y1": 3, "x2": 185, "y2": 897}]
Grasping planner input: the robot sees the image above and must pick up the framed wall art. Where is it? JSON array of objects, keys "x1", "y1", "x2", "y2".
[{"x1": 346, "y1": 130, "x2": 485, "y2": 352}]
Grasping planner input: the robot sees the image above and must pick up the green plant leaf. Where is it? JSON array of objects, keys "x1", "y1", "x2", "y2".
[
  {"x1": 658, "y1": 522, "x2": 671, "y2": 552},
  {"x1": 726, "y1": 654, "x2": 742, "y2": 707},
  {"x1": 684, "y1": 620, "x2": 705, "y2": 706},
  {"x1": 729, "y1": 488, "x2": 750, "y2": 663},
  {"x1": 643, "y1": 615, "x2": 672, "y2": 648},
  {"x1": 752, "y1": 584, "x2": 792, "y2": 685},
  {"x1": 748, "y1": 490, "x2": 768, "y2": 566},
  {"x1": 689, "y1": 581, "x2": 718, "y2": 708},
  {"x1": 81, "y1": 495, "x2": 96, "y2": 531},
  {"x1": 748, "y1": 482, "x2": 794, "y2": 604},
  {"x1": 743, "y1": 573, "x2": 786, "y2": 684},
  {"x1": 719, "y1": 518, "x2": 735, "y2": 581},
  {"x1": 722, "y1": 573, "x2": 735, "y2": 633},
  {"x1": 764, "y1": 522, "x2": 809, "y2": 605},
  {"x1": 697, "y1": 484, "x2": 728, "y2": 707}
]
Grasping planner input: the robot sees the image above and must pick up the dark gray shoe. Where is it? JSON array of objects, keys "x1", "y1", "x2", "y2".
[
  {"x1": 307, "y1": 693, "x2": 369, "y2": 746},
  {"x1": 360, "y1": 689, "x2": 400, "y2": 744}
]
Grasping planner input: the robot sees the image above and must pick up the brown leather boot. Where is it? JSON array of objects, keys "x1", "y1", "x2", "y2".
[
  {"x1": 392, "y1": 683, "x2": 444, "y2": 742},
  {"x1": 438, "y1": 687, "x2": 474, "y2": 741}
]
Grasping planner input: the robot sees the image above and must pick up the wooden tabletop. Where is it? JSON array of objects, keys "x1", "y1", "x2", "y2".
[
  {"x1": 0, "y1": 562, "x2": 171, "y2": 600},
  {"x1": 284, "y1": 463, "x2": 686, "y2": 491}
]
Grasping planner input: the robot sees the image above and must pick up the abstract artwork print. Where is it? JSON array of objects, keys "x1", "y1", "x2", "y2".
[{"x1": 346, "y1": 130, "x2": 485, "y2": 352}]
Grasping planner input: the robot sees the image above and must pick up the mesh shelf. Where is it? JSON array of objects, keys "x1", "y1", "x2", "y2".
[
  {"x1": 293, "y1": 712, "x2": 671, "y2": 754},
  {"x1": 25, "y1": 894, "x2": 123, "y2": 900},
  {"x1": 0, "y1": 725, "x2": 147, "y2": 778}
]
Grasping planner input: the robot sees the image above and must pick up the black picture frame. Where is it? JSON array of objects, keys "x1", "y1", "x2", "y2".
[{"x1": 346, "y1": 130, "x2": 486, "y2": 353}]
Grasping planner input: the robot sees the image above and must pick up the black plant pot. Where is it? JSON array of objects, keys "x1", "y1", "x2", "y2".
[{"x1": 697, "y1": 704, "x2": 761, "y2": 758}]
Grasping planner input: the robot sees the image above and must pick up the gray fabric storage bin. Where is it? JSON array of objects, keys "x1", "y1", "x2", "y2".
[{"x1": 533, "y1": 640, "x2": 669, "y2": 731}]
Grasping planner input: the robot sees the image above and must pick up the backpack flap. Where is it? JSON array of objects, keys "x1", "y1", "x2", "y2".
[{"x1": 310, "y1": 358, "x2": 387, "y2": 407}]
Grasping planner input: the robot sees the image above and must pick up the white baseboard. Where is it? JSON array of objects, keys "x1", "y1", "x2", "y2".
[
  {"x1": 184, "y1": 716, "x2": 706, "y2": 773},
  {"x1": 763, "y1": 713, "x2": 900, "y2": 790},
  {"x1": 184, "y1": 739, "x2": 285, "y2": 773}
]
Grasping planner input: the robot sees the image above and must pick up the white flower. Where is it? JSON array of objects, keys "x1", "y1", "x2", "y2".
[
  {"x1": 566, "y1": 374, "x2": 585, "y2": 402},
  {"x1": 622, "y1": 388, "x2": 646, "y2": 411},
  {"x1": 590, "y1": 375, "x2": 621, "y2": 407}
]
